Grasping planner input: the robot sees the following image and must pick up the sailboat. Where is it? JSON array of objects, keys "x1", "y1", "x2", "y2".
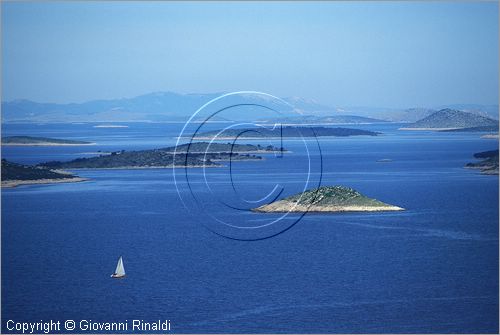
[{"x1": 111, "y1": 256, "x2": 126, "y2": 278}]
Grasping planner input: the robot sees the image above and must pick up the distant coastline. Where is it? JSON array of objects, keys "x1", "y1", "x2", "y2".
[
  {"x1": 93, "y1": 125, "x2": 129, "y2": 128},
  {"x1": 481, "y1": 134, "x2": 499, "y2": 139},
  {"x1": 64, "y1": 165, "x2": 222, "y2": 170},
  {"x1": 193, "y1": 126, "x2": 380, "y2": 140},
  {"x1": 399, "y1": 127, "x2": 462, "y2": 131},
  {"x1": 2, "y1": 177, "x2": 88, "y2": 188},
  {"x1": 1, "y1": 136, "x2": 95, "y2": 146},
  {"x1": 2, "y1": 142, "x2": 96, "y2": 146}
]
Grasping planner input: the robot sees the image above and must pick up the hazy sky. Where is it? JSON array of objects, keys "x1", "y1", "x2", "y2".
[{"x1": 2, "y1": 1, "x2": 498, "y2": 108}]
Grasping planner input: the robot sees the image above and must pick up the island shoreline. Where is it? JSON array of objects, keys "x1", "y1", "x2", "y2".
[
  {"x1": 252, "y1": 204, "x2": 405, "y2": 213},
  {"x1": 1, "y1": 177, "x2": 89, "y2": 188},
  {"x1": 399, "y1": 127, "x2": 463, "y2": 131},
  {"x1": 1, "y1": 142, "x2": 97, "y2": 146},
  {"x1": 190, "y1": 135, "x2": 377, "y2": 140}
]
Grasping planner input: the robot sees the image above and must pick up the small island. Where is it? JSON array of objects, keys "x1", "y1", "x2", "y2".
[
  {"x1": 253, "y1": 185, "x2": 404, "y2": 213},
  {"x1": 1, "y1": 136, "x2": 95, "y2": 146},
  {"x1": 1, "y1": 159, "x2": 87, "y2": 188},
  {"x1": 465, "y1": 149, "x2": 499, "y2": 175},
  {"x1": 193, "y1": 126, "x2": 380, "y2": 140},
  {"x1": 400, "y1": 109, "x2": 498, "y2": 131},
  {"x1": 38, "y1": 142, "x2": 282, "y2": 169}
]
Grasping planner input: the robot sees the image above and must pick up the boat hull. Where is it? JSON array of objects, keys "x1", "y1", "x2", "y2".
[{"x1": 111, "y1": 274, "x2": 125, "y2": 278}]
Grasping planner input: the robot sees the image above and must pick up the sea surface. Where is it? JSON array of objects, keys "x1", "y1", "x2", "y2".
[{"x1": 2, "y1": 122, "x2": 499, "y2": 333}]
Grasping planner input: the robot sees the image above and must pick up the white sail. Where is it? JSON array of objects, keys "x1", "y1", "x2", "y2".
[{"x1": 113, "y1": 256, "x2": 125, "y2": 277}]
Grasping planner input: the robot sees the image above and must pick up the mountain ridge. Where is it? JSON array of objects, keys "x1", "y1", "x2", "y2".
[{"x1": 2, "y1": 92, "x2": 498, "y2": 123}]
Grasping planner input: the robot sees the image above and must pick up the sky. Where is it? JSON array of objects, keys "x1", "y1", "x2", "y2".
[{"x1": 1, "y1": 1, "x2": 498, "y2": 108}]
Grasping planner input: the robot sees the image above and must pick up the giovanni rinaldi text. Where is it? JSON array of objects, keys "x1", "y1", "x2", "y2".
[{"x1": 6, "y1": 319, "x2": 172, "y2": 333}]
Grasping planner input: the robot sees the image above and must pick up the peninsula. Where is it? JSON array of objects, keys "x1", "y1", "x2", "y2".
[
  {"x1": 1, "y1": 136, "x2": 95, "y2": 146},
  {"x1": 193, "y1": 126, "x2": 380, "y2": 140},
  {"x1": 253, "y1": 185, "x2": 404, "y2": 213},
  {"x1": 2, "y1": 143, "x2": 283, "y2": 187},
  {"x1": 166, "y1": 142, "x2": 286, "y2": 153},
  {"x1": 1, "y1": 159, "x2": 87, "y2": 188},
  {"x1": 38, "y1": 142, "x2": 281, "y2": 169}
]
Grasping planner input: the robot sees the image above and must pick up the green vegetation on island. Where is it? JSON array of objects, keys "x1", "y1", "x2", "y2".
[
  {"x1": 194, "y1": 126, "x2": 380, "y2": 139},
  {"x1": 38, "y1": 142, "x2": 281, "y2": 169},
  {"x1": 1, "y1": 159, "x2": 86, "y2": 188},
  {"x1": 400, "y1": 109, "x2": 498, "y2": 130},
  {"x1": 2, "y1": 142, "x2": 283, "y2": 187},
  {"x1": 166, "y1": 142, "x2": 286, "y2": 153},
  {"x1": 253, "y1": 185, "x2": 404, "y2": 213},
  {"x1": 465, "y1": 149, "x2": 499, "y2": 175},
  {"x1": 1, "y1": 136, "x2": 94, "y2": 146}
]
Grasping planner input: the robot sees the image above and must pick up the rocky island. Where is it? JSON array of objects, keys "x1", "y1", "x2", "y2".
[
  {"x1": 253, "y1": 185, "x2": 404, "y2": 213},
  {"x1": 1, "y1": 136, "x2": 95, "y2": 146},
  {"x1": 1, "y1": 159, "x2": 87, "y2": 188},
  {"x1": 465, "y1": 149, "x2": 499, "y2": 175},
  {"x1": 193, "y1": 126, "x2": 380, "y2": 140},
  {"x1": 400, "y1": 109, "x2": 498, "y2": 131},
  {"x1": 38, "y1": 142, "x2": 281, "y2": 169}
]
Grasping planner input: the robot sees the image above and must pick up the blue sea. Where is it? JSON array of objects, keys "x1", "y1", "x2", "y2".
[{"x1": 1, "y1": 122, "x2": 498, "y2": 333}]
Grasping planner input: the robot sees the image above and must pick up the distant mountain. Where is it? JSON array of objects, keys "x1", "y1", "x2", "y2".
[
  {"x1": 316, "y1": 115, "x2": 387, "y2": 124},
  {"x1": 281, "y1": 96, "x2": 336, "y2": 114},
  {"x1": 1, "y1": 92, "x2": 337, "y2": 123},
  {"x1": 336, "y1": 105, "x2": 498, "y2": 123},
  {"x1": 377, "y1": 108, "x2": 437, "y2": 123},
  {"x1": 435, "y1": 104, "x2": 499, "y2": 120},
  {"x1": 2, "y1": 92, "x2": 217, "y2": 122},
  {"x1": 259, "y1": 114, "x2": 388, "y2": 124},
  {"x1": 328, "y1": 106, "x2": 400, "y2": 118},
  {"x1": 401, "y1": 109, "x2": 499, "y2": 130},
  {"x1": 3, "y1": 91, "x2": 498, "y2": 124}
]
